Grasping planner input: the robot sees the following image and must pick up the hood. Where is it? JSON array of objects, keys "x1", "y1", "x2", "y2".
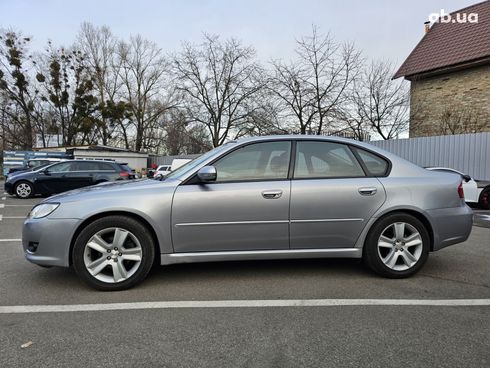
[
  {"x1": 6, "y1": 169, "x2": 34, "y2": 181},
  {"x1": 44, "y1": 178, "x2": 180, "y2": 203}
]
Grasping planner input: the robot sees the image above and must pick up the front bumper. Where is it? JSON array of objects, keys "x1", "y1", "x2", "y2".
[
  {"x1": 4, "y1": 181, "x2": 14, "y2": 195},
  {"x1": 427, "y1": 205, "x2": 473, "y2": 251},
  {"x1": 22, "y1": 217, "x2": 82, "y2": 267}
]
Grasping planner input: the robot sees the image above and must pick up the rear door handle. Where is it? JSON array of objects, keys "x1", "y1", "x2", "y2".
[
  {"x1": 262, "y1": 190, "x2": 283, "y2": 199},
  {"x1": 358, "y1": 187, "x2": 377, "y2": 196}
]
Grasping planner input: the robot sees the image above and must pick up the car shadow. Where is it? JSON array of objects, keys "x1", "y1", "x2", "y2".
[
  {"x1": 19, "y1": 257, "x2": 378, "y2": 297},
  {"x1": 148, "y1": 257, "x2": 369, "y2": 282}
]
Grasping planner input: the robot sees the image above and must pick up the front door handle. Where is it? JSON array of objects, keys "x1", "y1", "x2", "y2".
[
  {"x1": 358, "y1": 187, "x2": 377, "y2": 196},
  {"x1": 262, "y1": 190, "x2": 283, "y2": 199}
]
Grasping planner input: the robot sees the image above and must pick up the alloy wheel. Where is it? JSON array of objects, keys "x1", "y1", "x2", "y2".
[
  {"x1": 16, "y1": 183, "x2": 32, "y2": 198},
  {"x1": 377, "y1": 222, "x2": 423, "y2": 271},
  {"x1": 83, "y1": 227, "x2": 143, "y2": 283}
]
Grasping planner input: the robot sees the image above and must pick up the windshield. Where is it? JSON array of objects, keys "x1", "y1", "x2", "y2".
[
  {"x1": 33, "y1": 163, "x2": 54, "y2": 172},
  {"x1": 163, "y1": 144, "x2": 233, "y2": 180}
]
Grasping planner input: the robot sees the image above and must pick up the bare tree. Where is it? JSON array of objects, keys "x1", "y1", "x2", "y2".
[
  {"x1": 77, "y1": 22, "x2": 121, "y2": 145},
  {"x1": 173, "y1": 34, "x2": 264, "y2": 147},
  {"x1": 116, "y1": 35, "x2": 175, "y2": 151},
  {"x1": 270, "y1": 26, "x2": 361, "y2": 135},
  {"x1": 162, "y1": 109, "x2": 211, "y2": 155},
  {"x1": 350, "y1": 60, "x2": 409, "y2": 140},
  {"x1": 438, "y1": 103, "x2": 487, "y2": 135},
  {"x1": 269, "y1": 61, "x2": 316, "y2": 134}
]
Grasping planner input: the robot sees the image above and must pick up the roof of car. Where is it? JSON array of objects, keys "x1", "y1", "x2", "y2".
[
  {"x1": 29, "y1": 158, "x2": 64, "y2": 161},
  {"x1": 231, "y1": 135, "x2": 387, "y2": 152},
  {"x1": 71, "y1": 159, "x2": 117, "y2": 163},
  {"x1": 233, "y1": 135, "x2": 360, "y2": 144},
  {"x1": 45, "y1": 159, "x2": 119, "y2": 165}
]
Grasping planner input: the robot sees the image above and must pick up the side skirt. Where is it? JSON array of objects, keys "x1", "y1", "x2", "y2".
[{"x1": 160, "y1": 248, "x2": 362, "y2": 265}]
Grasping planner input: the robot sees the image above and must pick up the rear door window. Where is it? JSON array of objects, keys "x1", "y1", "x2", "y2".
[
  {"x1": 73, "y1": 161, "x2": 99, "y2": 171},
  {"x1": 294, "y1": 141, "x2": 365, "y2": 178},
  {"x1": 97, "y1": 162, "x2": 117, "y2": 171}
]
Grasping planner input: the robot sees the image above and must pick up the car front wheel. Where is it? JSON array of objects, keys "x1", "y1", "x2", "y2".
[
  {"x1": 363, "y1": 213, "x2": 429, "y2": 278},
  {"x1": 72, "y1": 216, "x2": 155, "y2": 291},
  {"x1": 15, "y1": 181, "x2": 34, "y2": 198}
]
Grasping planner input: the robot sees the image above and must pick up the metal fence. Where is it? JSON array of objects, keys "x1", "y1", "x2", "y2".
[
  {"x1": 148, "y1": 154, "x2": 201, "y2": 167},
  {"x1": 368, "y1": 132, "x2": 490, "y2": 180}
]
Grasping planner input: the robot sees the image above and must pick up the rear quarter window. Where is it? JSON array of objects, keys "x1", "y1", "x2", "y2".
[{"x1": 354, "y1": 148, "x2": 389, "y2": 176}]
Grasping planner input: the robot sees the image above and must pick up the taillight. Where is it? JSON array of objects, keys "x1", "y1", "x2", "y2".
[
  {"x1": 119, "y1": 171, "x2": 129, "y2": 178},
  {"x1": 457, "y1": 182, "x2": 464, "y2": 199}
]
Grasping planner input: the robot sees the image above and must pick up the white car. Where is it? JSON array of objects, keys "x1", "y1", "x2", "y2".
[
  {"x1": 170, "y1": 158, "x2": 192, "y2": 171},
  {"x1": 154, "y1": 165, "x2": 171, "y2": 177},
  {"x1": 426, "y1": 167, "x2": 490, "y2": 209}
]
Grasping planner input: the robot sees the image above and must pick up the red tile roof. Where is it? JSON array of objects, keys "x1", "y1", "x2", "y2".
[{"x1": 394, "y1": 1, "x2": 490, "y2": 79}]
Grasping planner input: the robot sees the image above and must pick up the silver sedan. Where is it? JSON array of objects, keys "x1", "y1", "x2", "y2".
[{"x1": 22, "y1": 136, "x2": 473, "y2": 290}]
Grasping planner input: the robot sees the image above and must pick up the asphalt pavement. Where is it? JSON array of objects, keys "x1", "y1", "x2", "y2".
[{"x1": 0, "y1": 186, "x2": 489, "y2": 367}]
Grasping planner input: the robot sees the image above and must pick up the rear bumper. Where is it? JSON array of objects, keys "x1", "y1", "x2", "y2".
[
  {"x1": 22, "y1": 217, "x2": 81, "y2": 267},
  {"x1": 427, "y1": 205, "x2": 473, "y2": 251}
]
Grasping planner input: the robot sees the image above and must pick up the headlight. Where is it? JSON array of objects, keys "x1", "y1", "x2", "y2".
[{"x1": 28, "y1": 203, "x2": 60, "y2": 219}]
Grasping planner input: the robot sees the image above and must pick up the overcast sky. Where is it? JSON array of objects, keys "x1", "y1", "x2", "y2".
[{"x1": 0, "y1": 0, "x2": 478, "y2": 67}]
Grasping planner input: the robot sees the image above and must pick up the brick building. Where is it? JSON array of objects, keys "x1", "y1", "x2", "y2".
[{"x1": 394, "y1": 1, "x2": 490, "y2": 137}]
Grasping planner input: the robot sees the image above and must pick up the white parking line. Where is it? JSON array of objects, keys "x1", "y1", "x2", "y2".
[
  {"x1": 0, "y1": 239, "x2": 22, "y2": 242},
  {"x1": 1, "y1": 196, "x2": 5, "y2": 200},
  {"x1": 0, "y1": 299, "x2": 489, "y2": 314},
  {"x1": 2, "y1": 216, "x2": 25, "y2": 219},
  {"x1": 0, "y1": 204, "x2": 3, "y2": 209},
  {"x1": 4, "y1": 204, "x2": 32, "y2": 207}
]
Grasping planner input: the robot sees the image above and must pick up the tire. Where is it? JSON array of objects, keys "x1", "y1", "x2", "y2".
[
  {"x1": 363, "y1": 213, "x2": 430, "y2": 278},
  {"x1": 72, "y1": 216, "x2": 155, "y2": 291},
  {"x1": 478, "y1": 187, "x2": 490, "y2": 210},
  {"x1": 14, "y1": 181, "x2": 34, "y2": 199}
]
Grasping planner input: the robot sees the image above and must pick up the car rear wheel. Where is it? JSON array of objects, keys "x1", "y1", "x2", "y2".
[
  {"x1": 479, "y1": 188, "x2": 490, "y2": 210},
  {"x1": 14, "y1": 181, "x2": 34, "y2": 199},
  {"x1": 363, "y1": 213, "x2": 429, "y2": 278},
  {"x1": 72, "y1": 216, "x2": 155, "y2": 291}
]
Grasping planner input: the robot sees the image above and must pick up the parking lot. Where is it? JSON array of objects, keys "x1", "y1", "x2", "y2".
[{"x1": 1, "y1": 185, "x2": 489, "y2": 367}]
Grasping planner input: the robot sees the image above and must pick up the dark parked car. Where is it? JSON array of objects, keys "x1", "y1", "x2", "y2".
[
  {"x1": 5, "y1": 160, "x2": 135, "y2": 198},
  {"x1": 7, "y1": 158, "x2": 66, "y2": 177}
]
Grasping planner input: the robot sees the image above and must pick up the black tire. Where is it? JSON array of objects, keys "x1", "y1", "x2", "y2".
[
  {"x1": 72, "y1": 216, "x2": 155, "y2": 291},
  {"x1": 14, "y1": 181, "x2": 34, "y2": 199},
  {"x1": 363, "y1": 213, "x2": 430, "y2": 278},
  {"x1": 478, "y1": 187, "x2": 490, "y2": 210}
]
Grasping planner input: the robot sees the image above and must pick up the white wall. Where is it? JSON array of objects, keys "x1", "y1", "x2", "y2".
[{"x1": 72, "y1": 150, "x2": 148, "y2": 172}]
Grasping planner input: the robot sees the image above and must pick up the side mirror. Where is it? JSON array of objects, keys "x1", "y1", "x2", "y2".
[
  {"x1": 462, "y1": 174, "x2": 471, "y2": 183},
  {"x1": 44, "y1": 169, "x2": 51, "y2": 176},
  {"x1": 197, "y1": 166, "x2": 217, "y2": 183}
]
